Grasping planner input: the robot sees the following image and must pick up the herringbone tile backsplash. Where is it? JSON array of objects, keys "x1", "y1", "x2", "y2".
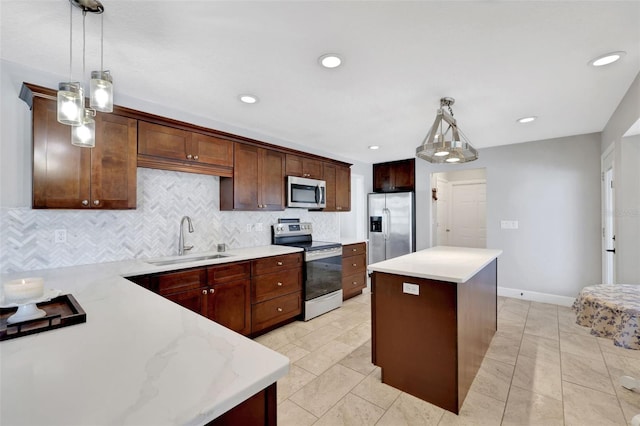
[{"x1": 0, "y1": 168, "x2": 341, "y2": 274}]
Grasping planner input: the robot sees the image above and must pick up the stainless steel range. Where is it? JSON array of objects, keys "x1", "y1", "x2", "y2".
[{"x1": 272, "y1": 219, "x2": 343, "y2": 321}]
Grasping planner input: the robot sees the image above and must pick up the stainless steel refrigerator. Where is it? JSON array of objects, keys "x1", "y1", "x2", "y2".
[{"x1": 368, "y1": 191, "x2": 416, "y2": 264}]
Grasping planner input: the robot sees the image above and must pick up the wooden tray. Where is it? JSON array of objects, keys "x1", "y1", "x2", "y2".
[{"x1": 0, "y1": 294, "x2": 86, "y2": 341}]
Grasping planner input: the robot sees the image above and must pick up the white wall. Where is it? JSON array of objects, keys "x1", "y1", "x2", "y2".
[
  {"x1": 617, "y1": 134, "x2": 640, "y2": 283},
  {"x1": 601, "y1": 72, "x2": 640, "y2": 284},
  {"x1": 416, "y1": 133, "x2": 602, "y2": 298}
]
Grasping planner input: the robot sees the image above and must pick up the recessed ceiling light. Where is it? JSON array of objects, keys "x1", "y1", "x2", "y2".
[
  {"x1": 319, "y1": 54, "x2": 342, "y2": 69},
  {"x1": 589, "y1": 51, "x2": 626, "y2": 67},
  {"x1": 517, "y1": 116, "x2": 537, "y2": 124},
  {"x1": 239, "y1": 94, "x2": 258, "y2": 104},
  {"x1": 368, "y1": 145, "x2": 379, "y2": 150}
]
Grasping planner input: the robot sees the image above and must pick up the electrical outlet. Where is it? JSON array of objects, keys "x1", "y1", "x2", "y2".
[
  {"x1": 54, "y1": 229, "x2": 67, "y2": 243},
  {"x1": 501, "y1": 220, "x2": 519, "y2": 230},
  {"x1": 402, "y1": 282, "x2": 420, "y2": 295}
]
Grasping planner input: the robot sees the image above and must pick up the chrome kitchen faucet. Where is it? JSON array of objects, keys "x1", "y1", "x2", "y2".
[{"x1": 178, "y1": 216, "x2": 194, "y2": 255}]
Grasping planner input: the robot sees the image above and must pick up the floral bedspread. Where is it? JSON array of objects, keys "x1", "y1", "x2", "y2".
[{"x1": 572, "y1": 284, "x2": 640, "y2": 350}]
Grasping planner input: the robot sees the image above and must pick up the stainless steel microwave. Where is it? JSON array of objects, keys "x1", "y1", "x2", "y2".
[{"x1": 287, "y1": 176, "x2": 326, "y2": 209}]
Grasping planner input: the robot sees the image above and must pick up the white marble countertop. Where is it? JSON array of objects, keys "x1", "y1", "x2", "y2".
[
  {"x1": 367, "y1": 246, "x2": 502, "y2": 283},
  {"x1": 0, "y1": 245, "x2": 301, "y2": 426}
]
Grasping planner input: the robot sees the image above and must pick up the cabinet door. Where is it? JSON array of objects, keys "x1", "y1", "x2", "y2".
[
  {"x1": 32, "y1": 97, "x2": 91, "y2": 208},
  {"x1": 392, "y1": 159, "x2": 415, "y2": 191},
  {"x1": 285, "y1": 154, "x2": 303, "y2": 177},
  {"x1": 229, "y1": 143, "x2": 260, "y2": 210},
  {"x1": 138, "y1": 121, "x2": 190, "y2": 161},
  {"x1": 373, "y1": 163, "x2": 393, "y2": 192},
  {"x1": 191, "y1": 133, "x2": 233, "y2": 168},
  {"x1": 208, "y1": 280, "x2": 251, "y2": 336},
  {"x1": 335, "y1": 164, "x2": 351, "y2": 211},
  {"x1": 323, "y1": 163, "x2": 337, "y2": 211},
  {"x1": 91, "y1": 113, "x2": 137, "y2": 209},
  {"x1": 258, "y1": 148, "x2": 285, "y2": 210},
  {"x1": 165, "y1": 288, "x2": 207, "y2": 316}
]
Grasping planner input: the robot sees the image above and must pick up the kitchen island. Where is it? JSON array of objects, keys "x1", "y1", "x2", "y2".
[
  {"x1": 368, "y1": 246, "x2": 502, "y2": 414},
  {"x1": 0, "y1": 246, "x2": 301, "y2": 426}
]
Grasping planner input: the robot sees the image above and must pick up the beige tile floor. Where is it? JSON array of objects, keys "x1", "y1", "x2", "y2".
[{"x1": 254, "y1": 291, "x2": 640, "y2": 425}]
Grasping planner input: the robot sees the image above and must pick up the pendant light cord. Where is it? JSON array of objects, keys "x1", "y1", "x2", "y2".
[
  {"x1": 101, "y1": 14, "x2": 104, "y2": 72},
  {"x1": 82, "y1": 11, "x2": 86, "y2": 80},
  {"x1": 69, "y1": 2, "x2": 73, "y2": 82}
]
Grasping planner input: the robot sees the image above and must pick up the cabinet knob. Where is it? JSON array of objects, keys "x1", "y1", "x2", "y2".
[
  {"x1": 353, "y1": 281, "x2": 358, "y2": 285},
  {"x1": 186, "y1": 154, "x2": 193, "y2": 159},
  {"x1": 193, "y1": 155, "x2": 199, "y2": 160},
  {"x1": 277, "y1": 307, "x2": 283, "y2": 312},
  {"x1": 353, "y1": 263, "x2": 357, "y2": 267},
  {"x1": 81, "y1": 200, "x2": 89, "y2": 206},
  {"x1": 277, "y1": 282, "x2": 283, "y2": 286},
  {"x1": 277, "y1": 261, "x2": 283, "y2": 266},
  {"x1": 352, "y1": 248, "x2": 357, "y2": 252},
  {"x1": 209, "y1": 288, "x2": 215, "y2": 294},
  {"x1": 202, "y1": 290, "x2": 207, "y2": 295},
  {"x1": 93, "y1": 200, "x2": 100, "y2": 206}
]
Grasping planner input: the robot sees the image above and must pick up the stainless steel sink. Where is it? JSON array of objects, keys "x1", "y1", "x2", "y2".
[{"x1": 147, "y1": 254, "x2": 230, "y2": 266}]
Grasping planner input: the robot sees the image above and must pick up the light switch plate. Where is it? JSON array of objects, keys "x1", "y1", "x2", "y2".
[{"x1": 403, "y1": 282, "x2": 419, "y2": 295}]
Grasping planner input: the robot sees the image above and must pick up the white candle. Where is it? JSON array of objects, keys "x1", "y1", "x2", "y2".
[{"x1": 3, "y1": 277, "x2": 45, "y2": 303}]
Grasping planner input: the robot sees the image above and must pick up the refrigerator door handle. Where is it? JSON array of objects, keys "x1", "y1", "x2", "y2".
[{"x1": 383, "y1": 208, "x2": 391, "y2": 240}]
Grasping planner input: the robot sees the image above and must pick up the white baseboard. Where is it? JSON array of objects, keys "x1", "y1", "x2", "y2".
[{"x1": 498, "y1": 286, "x2": 575, "y2": 307}]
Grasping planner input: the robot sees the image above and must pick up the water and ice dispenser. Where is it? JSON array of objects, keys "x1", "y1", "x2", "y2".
[{"x1": 370, "y1": 216, "x2": 382, "y2": 232}]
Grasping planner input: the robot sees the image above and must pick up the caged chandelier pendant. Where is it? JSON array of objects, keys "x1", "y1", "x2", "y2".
[{"x1": 415, "y1": 97, "x2": 478, "y2": 164}]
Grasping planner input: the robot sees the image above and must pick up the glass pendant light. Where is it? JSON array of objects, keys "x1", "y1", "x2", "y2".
[
  {"x1": 90, "y1": 14, "x2": 113, "y2": 112},
  {"x1": 57, "y1": 3, "x2": 84, "y2": 126},
  {"x1": 72, "y1": 108, "x2": 96, "y2": 147}
]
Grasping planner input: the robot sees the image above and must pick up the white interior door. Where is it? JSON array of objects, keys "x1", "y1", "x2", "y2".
[
  {"x1": 602, "y1": 147, "x2": 616, "y2": 284},
  {"x1": 450, "y1": 181, "x2": 486, "y2": 248},
  {"x1": 436, "y1": 177, "x2": 450, "y2": 246}
]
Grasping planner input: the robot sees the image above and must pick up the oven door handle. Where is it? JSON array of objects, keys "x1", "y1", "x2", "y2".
[{"x1": 305, "y1": 248, "x2": 342, "y2": 261}]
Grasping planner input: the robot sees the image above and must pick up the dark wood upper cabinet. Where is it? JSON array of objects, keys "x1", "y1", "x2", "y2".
[
  {"x1": 373, "y1": 158, "x2": 415, "y2": 192},
  {"x1": 31, "y1": 96, "x2": 136, "y2": 209},
  {"x1": 220, "y1": 143, "x2": 285, "y2": 211},
  {"x1": 285, "y1": 154, "x2": 323, "y2": 179},
  {"x1": 137, "y1": 121, "x2": 233, "y2": 177},
  {"x1": 323, "y1": 162, "x2": 351, "y2": 212}
]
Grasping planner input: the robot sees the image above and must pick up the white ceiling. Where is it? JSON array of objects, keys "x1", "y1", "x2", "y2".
[{"x1": 2, "y1": 1, "x2": 639, "y2": 164}]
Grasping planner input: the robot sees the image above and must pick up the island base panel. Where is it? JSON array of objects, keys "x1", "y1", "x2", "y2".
[
  {"x1": 372, "y1": 272, "x2": 459, "y2": 413},
  {"x1": 207, "y1": 382, "x2": 276, "y2": 426},
  {"x1": 371, "y1": 259, "x2": 497, "y2": 414}
]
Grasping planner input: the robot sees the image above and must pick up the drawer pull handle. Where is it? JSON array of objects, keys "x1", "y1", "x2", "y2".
[
  {"x1": 209, "y1": 288, "x2": 215, "y2": 294},
  {"x1": 202, "y1": 290, "x2": 207, "y2": 295},
  {"x1": 277, "y1": 261, "x2": 283, "y2": 266},
  {"x1": 277, "y1": 307, "x2": 283, "y2": 312},
  {"x1": 277, "y1": 282, "x2": 283, "y2": 286}
]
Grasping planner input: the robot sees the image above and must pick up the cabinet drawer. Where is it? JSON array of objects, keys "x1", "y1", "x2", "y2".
[
  {"x1": 342, "y1": 254, "x2": 366, "y2": 276},
  {"x1": 156, "y1": 268, "x2": 207, "y2": 295},
  {"x1": 207, "y1": 261, "x2": 250, "y2": 284},
  {"x1": 343, "y1": 273, "x2": 367, "y2": 300},
  {"x1": 252, "y1": 253, "x2": 302, "y2": 276},
  {"x1": 342, "y1": 242, "x2": 366, "y2": 258},
  {"x1": 252, "y1": 269, "x2": 302, "y2": 303},
  {"x1": 252, "y1": 292, "x2": 302, "y2": 333}
]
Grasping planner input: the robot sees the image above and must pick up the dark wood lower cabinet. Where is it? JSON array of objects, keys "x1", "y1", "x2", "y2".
[
  {"x1": 207, "y1": 382, "x2": 277, "y2": 426},
  {"x1": 208, "y1": 279, "x2": 251, "y2": 336}
]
